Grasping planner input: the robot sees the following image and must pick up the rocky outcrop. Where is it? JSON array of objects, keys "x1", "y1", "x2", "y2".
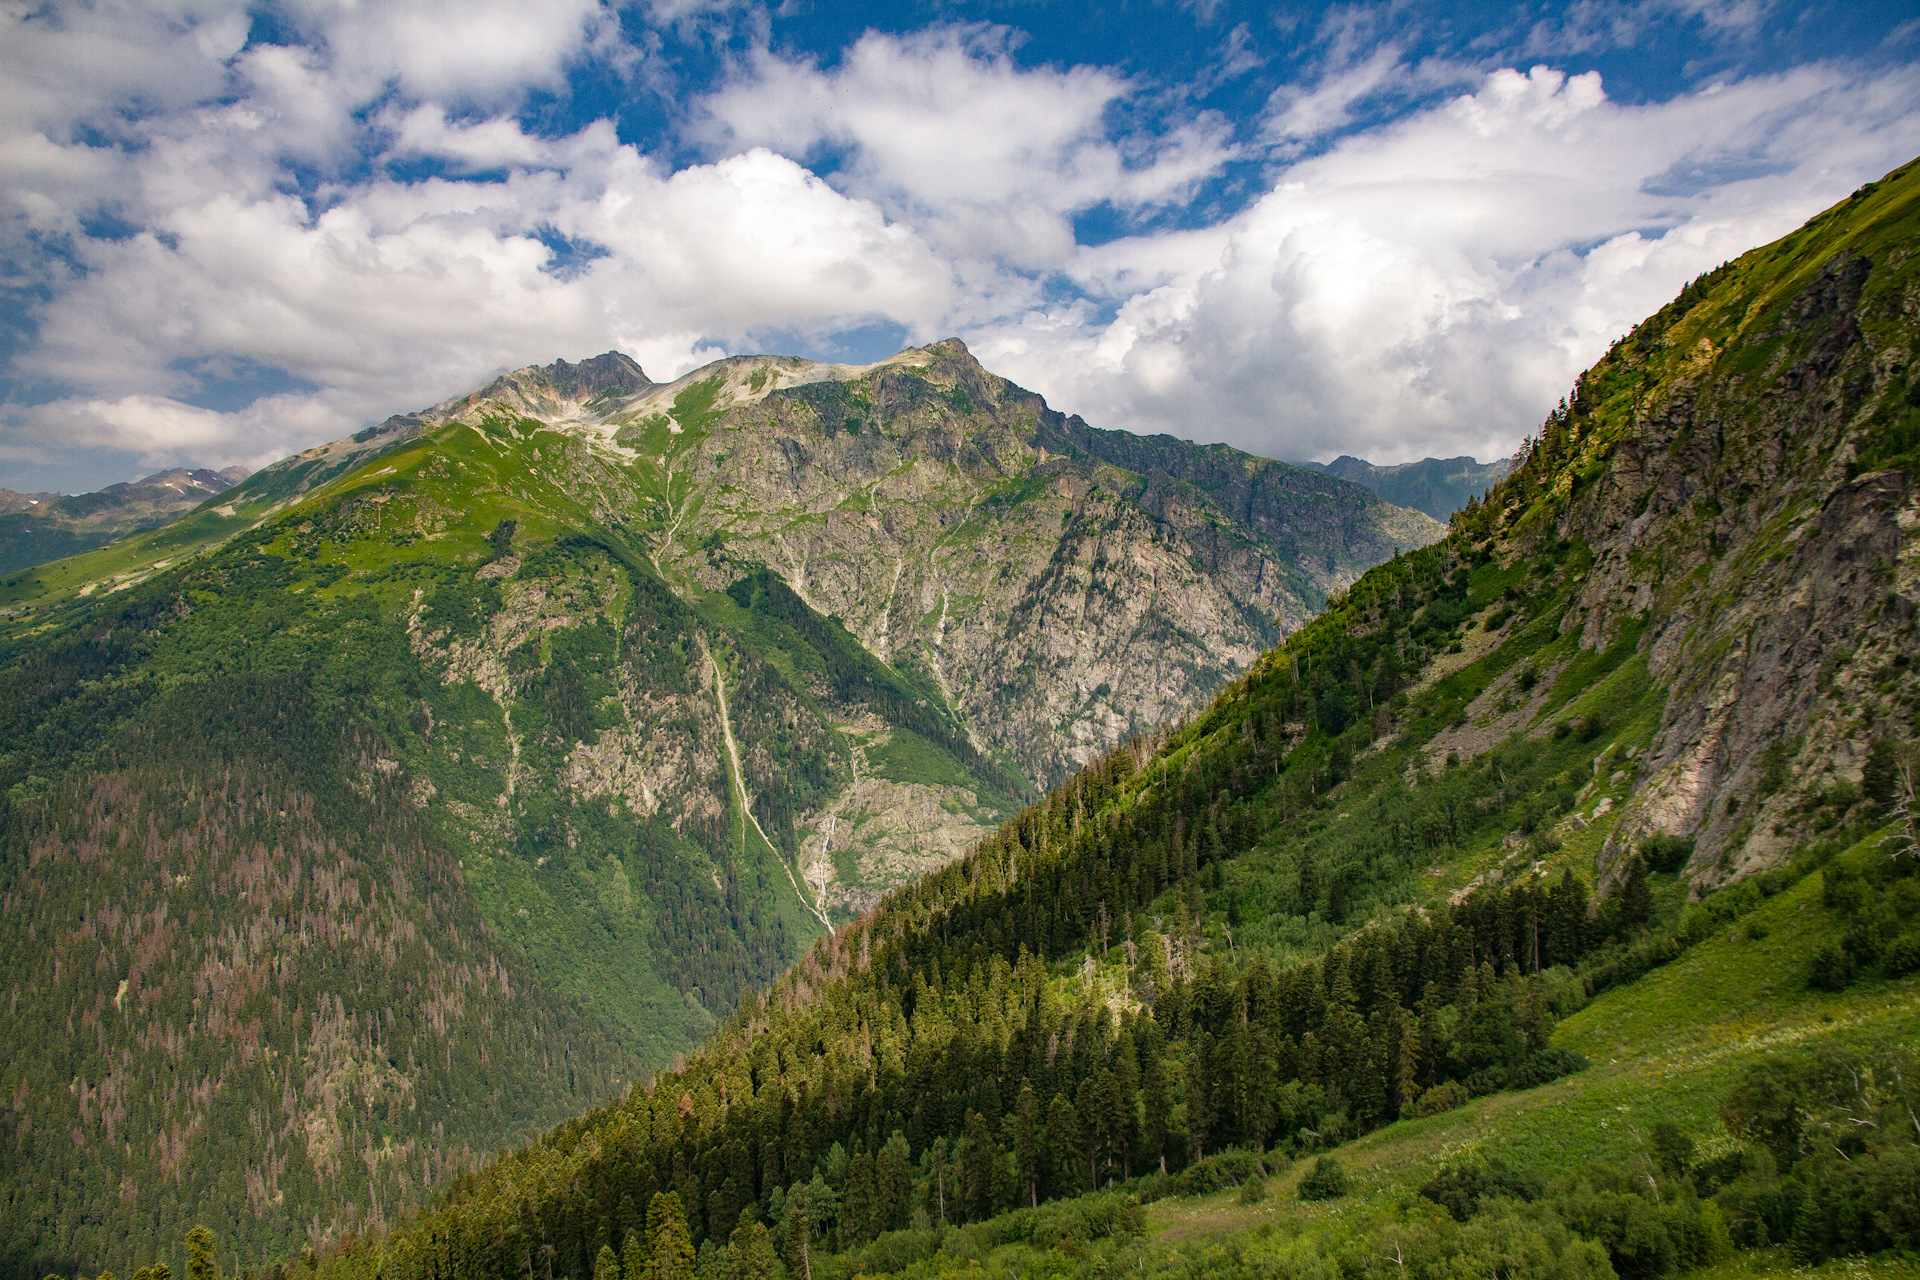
[{"x1": 1462, "y1": 180, "x2": 1920, "y2": 891}]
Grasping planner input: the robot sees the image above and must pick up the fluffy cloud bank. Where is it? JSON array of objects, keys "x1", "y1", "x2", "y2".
[
  {"x1": 2, "y1": 2, "x2": 1918, "y2": 488},
  {"x1": 978, "y1": 62, "x2": 1920, "y2": 464}
]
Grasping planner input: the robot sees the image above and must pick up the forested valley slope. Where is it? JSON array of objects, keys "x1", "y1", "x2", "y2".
[
  {"x1": 230, "y1": 158, "x2": 1920, "y2": 1280},
  {"x1": 0, "y1": 340, "x2": 1439, "y2": 1275}
]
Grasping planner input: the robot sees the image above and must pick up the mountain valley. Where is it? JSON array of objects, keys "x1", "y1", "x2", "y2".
[
  {"x1": 182, "y1": 158, "x2": 1920, "y2": 1280},
  {"x1": 0, "y1": 341, "x2": 1440, "y2": 1273},
  {"x1": 0, "y1": 467, "x2": 251, "y2": 575}
]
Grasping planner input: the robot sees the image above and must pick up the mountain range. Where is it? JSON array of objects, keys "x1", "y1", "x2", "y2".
[
  {"x1": 0, "y1": 340, "x2": 1440, "y2": 1273},
  {"x1": 1302, "y1": 454, "x2": 1511, "y2": 522},
  {"x1": 0, "y1": 466, "x2": 250, "y2": 575}
]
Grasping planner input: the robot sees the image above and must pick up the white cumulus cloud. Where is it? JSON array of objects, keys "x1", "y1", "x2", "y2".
[
  {"x1": 2, "y1": 2, "x2": 1918, "y2": 492},
  {"x1": 971, "y1": 62, "x2": 1920, "y2": 465}
]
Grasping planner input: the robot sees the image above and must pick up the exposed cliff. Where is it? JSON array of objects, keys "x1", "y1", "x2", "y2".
[{"x1": 1452, "y1": 165, "x2": 1920, "y2": 889}]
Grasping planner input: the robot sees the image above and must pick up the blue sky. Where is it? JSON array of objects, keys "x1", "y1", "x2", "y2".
[{"x1": 2, "y1": 0, "x2": 1918, "y2": 492}]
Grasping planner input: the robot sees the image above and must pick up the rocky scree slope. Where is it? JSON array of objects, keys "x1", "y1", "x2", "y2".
[
  {"x1": 289, "y1": 157, "x2": 1920, "y2": 1280},
  {"x1": 0, "y1": 345, "x2": 1432, "y2": 1278}
]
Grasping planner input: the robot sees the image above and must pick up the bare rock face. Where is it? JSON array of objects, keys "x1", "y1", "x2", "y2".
[
  {"x1": 1470, "y1": 230, "x2": 1920, "y2": 891},
  {"x1": 609, "y1": 338, "x2": 1443, "y2": 794}
]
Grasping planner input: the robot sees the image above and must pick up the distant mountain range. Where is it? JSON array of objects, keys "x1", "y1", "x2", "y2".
[
  {"x1": 1302, "y1": 453, "x2": 1510, "y2": 520},
  {"x1": 0, "y1": 465, "x2": 250, "y2": 574}
]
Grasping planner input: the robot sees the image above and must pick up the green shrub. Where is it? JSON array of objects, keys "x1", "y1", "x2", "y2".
[
  {"x1": 1884, "y1": 931, "x2": 1920, "y2": 975},
  {"x1": 1414, "y1": 1081, "x2": 1470, "y2": 1117},
  {"x1": 1418, "y1": 1159, "x2": 1547, "y2": 1221},
  {"x1": 1649, "y1": 1121, "x2": 1694, "y2": 1175},
  {"x1": 1177, "y1": 1149, "x2": 1277, "y2": 1196},
  {"x1": 1863, "y1": 736, "x2": 1915, "y2": 808},
  {"x1": 1807, "y1": 941, "x2": 1855, "y2": 992},
  {"x1": 1465, "y1": 1047, "x2": 1590, "y2": 1096},
  {"x1": 1297, "y1": 1156, "x2": 1348, "y2": 1201},
  {"x1": 1640, "y1": 834, "x2": 1695, "y2": 874}
]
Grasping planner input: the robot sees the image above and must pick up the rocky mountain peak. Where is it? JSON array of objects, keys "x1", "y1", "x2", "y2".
[{"x1": 538, "y1": 350, "x2": 653, "y2": 398}]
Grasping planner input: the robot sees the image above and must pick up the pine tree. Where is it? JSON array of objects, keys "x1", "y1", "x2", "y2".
[
  {"x1": 840, "y1": 1147, "x2": 876, "y2": 1244},
  {"x1": 593, "y1": 1245, "x2": 621, "y2": 1280},
  {"x1": 961, "y1": 1110, "x2": 996, "y2": 1222},
  {"x1": 1141, "y1": 1052, "x2": 1171, "y2": 1173},
  {"x1": 876, "y1": 1131, "x2": 913, "y2": 1231},
  {"x1": 1186, "y1": 1035, "x2": 1213, "y2": 1159},
  {"x1": 779, "y1": 1206, "x2": 811, "y2": 1280},
  {"x1": 718, "y1": 1215, "x2": 778, "y2": 1280},
  {"x1": 643, "y1": 1193, "x2": 695, "y2": 1280},
  {"x1": 184, "y1": 1227, "x2": 218, "y2": 1280},
  {"x1": 1012, "y1": 1083, "x2": 1041, "y2": 1207},
  {"x1": 1393, "y1": 1010, "x2": 1421, "y2": 1115},
  {"x1": 1043, "y1": 1094, "x2": 1082, "y2": 1199},
  {"x1": 1619, "y1": 856, "x2": 1652, "y2": 931},
  {"x1": 926, "y1": 1136, "x2": 950, "y2": 1226},
  {"x1": 1111, "y1": 1038, "x2": 1139, "y2": 1179}
]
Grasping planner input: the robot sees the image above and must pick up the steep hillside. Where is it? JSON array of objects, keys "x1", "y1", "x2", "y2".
[
  {"x1": 0, "y1": 346, "x2": 1436, "y2": 1277},
  {"x1": 0, "y1": 466, "x2": 249, "y2": 574},
  {"x1": 1306, "y1": 454, "x2": 1510, "y2": 520},
  {"x1": 1452, "y1": 166, "x2": 1920, "y2": 888},
  {"x1": 2, "y1": 343, "x2": 1439, "y2": 920},
  {"x1": 271, "y1": 161, "x2": 1920, "y2": 1280}
]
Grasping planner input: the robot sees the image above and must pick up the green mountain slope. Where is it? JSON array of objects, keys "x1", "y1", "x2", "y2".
[
  {"x1": 0, "y1": 347, "x2": 1437, "y2": 1278},
  {"x1": 265, "y1": 161, "x2": 1920, "y2": 1280}
]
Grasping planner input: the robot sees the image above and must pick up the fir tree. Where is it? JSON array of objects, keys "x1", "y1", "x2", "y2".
[
  {"x1": 184, "y1": 1228, "x2": 217, "y2": 1280},
  {"x1": 643, "y1": 1193, "x2": 695, "y2": 1280}
]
